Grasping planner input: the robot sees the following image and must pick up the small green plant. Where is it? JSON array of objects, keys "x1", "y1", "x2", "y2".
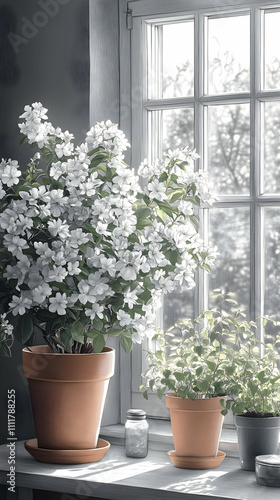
[
  {"x1": 228, "y1": 317, "x2": 280, "y2": 417},
  {"x1": 140, "y1": 291, "x2": 280, "y2": 417}
]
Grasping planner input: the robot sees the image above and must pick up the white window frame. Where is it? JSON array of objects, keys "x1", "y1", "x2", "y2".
[{"x1": 119, "y1": 0, "x2": 280, "y2": 421}]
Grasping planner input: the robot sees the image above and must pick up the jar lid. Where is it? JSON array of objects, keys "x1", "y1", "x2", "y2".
[
  {"x1": 255, "y1": 455, "x2": 280, "y2": 467},
  {"x1": 127, "y1": 409, "x2": 146, "y2": 420}
]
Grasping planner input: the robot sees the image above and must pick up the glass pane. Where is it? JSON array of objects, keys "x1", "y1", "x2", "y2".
[
  {"x1": 264, "y1": 11, "x2": 280, "y2": 90},
  {"x1": 263, "y1": 102, "x2": 280, "y2": 194},
  {"x1": 209, "y1": 207, "x2": 250, "y2": 314},
  {"x1": 163, "y1": 290, "x2": 194, "y2": 331},
  {"x1": 162, "y1": 21, "x2": 194, "y2": 98},
  {"x1": 207, "y1": 104, "x2": 250, "y2": 194},
  {"x1": 163, "y1": 108, "x2": 194, "y2": 152},
  {"x1": 149, "y1": 109, "x2": 194, "y2": 158},
  {"x1": 264, "y1": 208, "x2": 280, "y2": 352},
  {"x1": 207, "y1": 15, "x2": 250, "y2": 94}
]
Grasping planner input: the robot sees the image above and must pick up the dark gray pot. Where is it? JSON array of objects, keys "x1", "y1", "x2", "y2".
[{"x1": 235, "y1": 415, "x2": 280, "y2": 471}]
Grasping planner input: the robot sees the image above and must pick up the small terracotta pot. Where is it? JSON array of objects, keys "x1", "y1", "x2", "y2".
[
  {"x1": 165, "y1": 393, "x2": 224, "y2": 457},
  {"x1": 22, "y1": 345, "x2": 115, "y2": 450}
]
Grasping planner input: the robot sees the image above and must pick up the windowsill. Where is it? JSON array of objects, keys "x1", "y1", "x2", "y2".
[
  {"x1": 100, "y1": 421, "x2": 239, "y2": 457},
  {"x1": 101, "y1": 419, "x2": 280, "y2": 458},
  {"x1": 1, "y1": 438, "x2": 280, "y2": 500}
]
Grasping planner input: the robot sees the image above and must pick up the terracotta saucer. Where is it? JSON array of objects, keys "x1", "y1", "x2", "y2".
[
  {"x1": 25, "y1": 438, "x2": 110, "y2": 464},
  {"x1": 168, "y1": 450, "x2": 226, "y2": 469}
]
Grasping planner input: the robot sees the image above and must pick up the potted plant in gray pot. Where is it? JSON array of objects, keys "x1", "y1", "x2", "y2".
[
  {"x1": 140, "y1": 291, "x2": 243, "y2": 469},
  {"x1": 227, "y1": 318, "x2": 280, "y2": 471}
]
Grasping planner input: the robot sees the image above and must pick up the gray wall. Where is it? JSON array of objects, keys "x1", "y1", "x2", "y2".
[{"x1": 0, "y1": 0, "x2": 121, "y2": 444}]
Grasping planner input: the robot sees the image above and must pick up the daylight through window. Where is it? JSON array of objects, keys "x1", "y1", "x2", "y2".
[{"x1": 129, "y1": 1, "x2": 280, "y2": 416}]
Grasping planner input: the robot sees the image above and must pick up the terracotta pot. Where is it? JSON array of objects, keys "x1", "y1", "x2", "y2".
[
  {"x1": 22, "y1": 345, "x2": 115, "y2": 450},
  {"x1": 165, "y1": 393, "x2": 224, "y2": 457}
]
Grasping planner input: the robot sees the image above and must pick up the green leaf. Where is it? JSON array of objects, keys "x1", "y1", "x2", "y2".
[
  {"x1": 196, "y1": 380, "x2": 210, "y2": 393},
  {"x1": 194, "y1": 345, "x2": 203, "y2": 356},
  {"x1": 149, "y1": 379, "x2": 155, "y2": 390},
  {"x1": 174, "y1": 371, "x2": 184, "y2": 382},
  {"x1": 190, "y1": 214, "x2": 199, "y2": 231},
  {"x1": 165, "y1": 249, "x2": 180, "y2": 266},
  {"x1": 156, "y1": 209, "x2": 167, "y2": 222},
  {"x1": 20, "y1": 135, "x2": 28, "y2": 145},
  {"x1": 188, "y1": 392, "x2": 197, "y2": 400},
  {"x1": 155, "y1": 200, "x2": 177, "y2": 218},
  {"x1": 136, "y1": 206, "x2": 152, "y2": 221},
  {"x1": 155, "y1": 350, "x2": 165, "y2": 361},
  {"x1": 139, "y1": 289, "x2": 152, "y2": 303},
  {"x1": 92, "y1": 332, "x2": 106, "y2": 353},
  {"x1": 248, "y1": 381, "x2": 258, "y2": 397},
  {"x1": 107, "y1": 328, "x2": 121, "y2": 337},
  {"x1": 196, "y1": 366, "x2": 203, "y2": 376},
  {"x1": 158, "y1": 172, "x2": 168, "y2": 183},
  {"x1": 120, "y1": 335, "x2": 133, "y2": 352},
  {"x1": 0, "y1": 342, "x2": 12, "y2": 357},
  {"x1": 86, "y1": 328, "x2": 101, "y2": 339},
  {"x1": 225, "y1": 365, "x2": 235, "y2": 376},
  {"x1": 12, "y1": 314, "x2": 33, "y2": 344},
  {"x1": 256, "y1": 370, "x2": 265, "y2": 383},
  {"x1": 24, "y1": 331, "x2": 36, "y2": 347},
  {"x1": 206, "y1": 360, "x2": 216, "y2": 371},
  {"x1": 70, "y1": 321, "x2": 85, "y2": 343},
  {"x1": 60, "y1": 328, "x2": 73, "y2": 351},
  {"x1": 143, "y1": 390, "x2": 148, "y2": 400},
  {"x1": 177, "y1": 387, "x2": 188, "y2": 398},
  {"x1": 156, "y1": 387, "x2": 165, "y2": 399},
  {"x1": 136, "y1": 219, "x2": 153, "y2": 229},
  {"x1": 92, "y1": 317, "x2": 103, "y2": 331},
  {"x1": 169, "y1": 189, "x2": 185, "y2": 203}
]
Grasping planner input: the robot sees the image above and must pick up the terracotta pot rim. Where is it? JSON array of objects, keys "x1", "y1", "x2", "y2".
[
  {"x1": 165, "y1": 392, "x2": 224, "y2": 412},
  {"x1": 165, "y1": 392, "x2": 225, "y2": 401},
  {"x1": 22, "y1": 345, "x2": 115, "y2": 382},
  {"x1": 22, "y1": 345, "x2": 115, "y2": 356}
]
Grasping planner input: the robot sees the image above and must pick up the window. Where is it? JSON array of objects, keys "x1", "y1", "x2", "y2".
[{"x1": 124, "y1": 0, "x2": 280, "y2": 417}]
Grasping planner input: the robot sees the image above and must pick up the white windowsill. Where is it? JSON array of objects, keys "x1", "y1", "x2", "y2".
[
  {"x1": 100, "y1": 421, "x2": 239, "y2": 457},
  {"x1": 1, "y1": 437, "x2": 280, "y2": 500}
]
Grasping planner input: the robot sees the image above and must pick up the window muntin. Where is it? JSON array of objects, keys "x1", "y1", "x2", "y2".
[{"x1": 129, "y1": 1, "x2": 280, "y2": 416}]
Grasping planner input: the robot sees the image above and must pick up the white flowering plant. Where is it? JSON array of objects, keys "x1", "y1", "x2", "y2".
[{"x1": 0, "y1": 102, "x2": 217, "y2": 356}]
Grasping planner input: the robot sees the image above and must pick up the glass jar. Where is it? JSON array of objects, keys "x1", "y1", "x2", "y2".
[{"x1": 125, "y1": 409, "x2": 149, "y2": 458}]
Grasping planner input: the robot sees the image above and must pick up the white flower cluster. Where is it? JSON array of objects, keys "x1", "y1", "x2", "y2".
[
  {"x1": 0, "y1": 159, "x2": 21, "y2": 198},
  {"x1": 0, "y1": 102, "x2": 217, "y2": 353},
  {"x1": 86, "y1": 120, "x2": 130, "y2": 159},
  {"x1": 0, "y1": 313, "x2": 14, "y2": 337}
]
